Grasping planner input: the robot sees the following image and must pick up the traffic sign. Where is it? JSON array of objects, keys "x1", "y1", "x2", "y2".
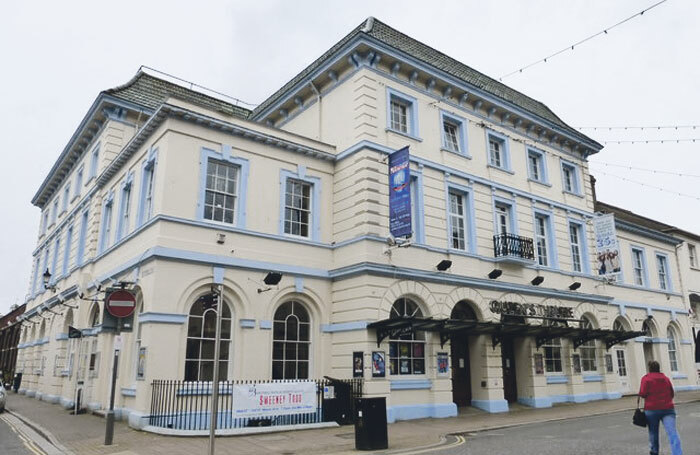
[{"x1": 105, "y1": 289, "x2": 136, "y2": 318}]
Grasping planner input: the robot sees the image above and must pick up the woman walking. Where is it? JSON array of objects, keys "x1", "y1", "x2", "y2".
[{"x1": 638, "y1": 360, "x2": 683, "y2": 455}]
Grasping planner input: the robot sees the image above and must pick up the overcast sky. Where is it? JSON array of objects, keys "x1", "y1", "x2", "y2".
[{"x1": 1, "y1": 0, "x2": 698, "y2": 315}]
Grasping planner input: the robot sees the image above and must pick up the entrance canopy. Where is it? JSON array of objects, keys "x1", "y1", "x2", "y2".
[{"x1": 368, "y1": 317, "x2": 645, "y2": 350}]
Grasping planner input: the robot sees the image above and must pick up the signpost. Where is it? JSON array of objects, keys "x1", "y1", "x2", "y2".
[{"x1": 104, "y1": 288, "x2": 136, "y2": 446}]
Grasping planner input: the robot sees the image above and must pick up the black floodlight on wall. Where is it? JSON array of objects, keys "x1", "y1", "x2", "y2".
[
  {"x1": 569, "y1": 282, "x2": 582, "y2": 291},
  {"x1": 263, "y1": 272, "x2": 283, "y2": 286},
  {"x1": 531, "y1": 276, "x2": 545, "y2": 286},
  {"x1": 436, "y1": 260, "x2": 452, "y2": 271},
  {"x1": 488, "y1": 269, "x2": 503, "y2": 280},
  {"x1": 42, "y1": 269, "x2": 57, "y2": 292}
]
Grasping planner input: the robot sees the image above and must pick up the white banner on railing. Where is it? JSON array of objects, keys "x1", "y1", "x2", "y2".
[{"x1": 232, "y1": 381, "x2": 317, "y2": 419}]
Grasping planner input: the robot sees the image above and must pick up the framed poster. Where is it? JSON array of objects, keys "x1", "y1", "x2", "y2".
[
  {"x1": 605, "y1": 354, "x2": 614, "y2": 373},
  {"x1": 353, "y1": 351, "x2": 364, "y2": 378},
  {"x1": 437, "y1": 352, "x2": 449, "y2": 376},
  {"x1": 137, "y1": 347, "x2": 147, "y2": 380},
  {"x1": 534, "y1": 353, "x2": 544, "y2": 375},
  {"x1": 372, "y1": 351, "x2": 385, "y2": 377},
  {"x1": 572, "y1": 354, "x2": 581, "y2": 374}
]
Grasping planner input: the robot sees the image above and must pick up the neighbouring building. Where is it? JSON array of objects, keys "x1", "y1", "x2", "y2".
[
  {"x1": 0, "y1": 303, "x2": 26, "y2": 385},
  {"x1": 14, "y1": 17, "x2": 698, "y2": 432}
]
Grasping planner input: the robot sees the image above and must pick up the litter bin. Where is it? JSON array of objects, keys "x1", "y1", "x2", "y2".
[
  {"x1": 354, "y1": 397, "x2": 388, "y2": 450},
  {"x1": 13, "y1": 373, "x2": 22, "y2": 393}
]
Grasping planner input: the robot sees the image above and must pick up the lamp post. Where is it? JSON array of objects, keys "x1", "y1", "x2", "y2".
[{"x1": 208, "y1": 284, "x2": 223, "y2": 455}]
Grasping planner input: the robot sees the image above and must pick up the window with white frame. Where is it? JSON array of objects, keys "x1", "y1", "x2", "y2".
[
  {"x1": 616, "y1": 349, "x2": 627, "y2": 377},
  {"x1": 487, "y1": 133, "x2": 507, "y2": 169},
  {"x1": 32, "y1": 256, "x2": 41, "y2": 294},
  {"x1": 204, "y1": 159, "x2": 238, "y2": 224},
  {"x1": 449, "y1": 191, "x2": 467, "y2": 250},
  {"x1": 117, "y1": 180, "x2": 132, "y2": 241},
  {"x1": 74, "y1": 167, "x2": 83, "y2": 198},
  {"x1": 42, "y1": 211, "x2": 49, "y2": 234},
  {"x1": 579, "y1": 316, "x2": 597, "y2": 372},
  {"x1": 632, "y1": 248, "x2": 646, "y2": 286},
  {"x1": 389, "y1": 298, "x2": 425, "y2": 375},
  {"x1": 62, "y1": 226, "x2": 72, "y2": 276},
  {"x1": 534, "y1": 214, "x2": 549, "y2": 267},
  {"x1": 99, "y1": 198, "x2": 113, "y2": 253},
  {"x1": 284, "y1": 178, "x2": 311, "y2": 237},
  {"x1": 667, "y1": 327, "x2": 679, "y2": 372},
  {"x1": 139, "y1": 160, "x2": 155, "y2": 225},
  {"x1": 184, "y1": 296, "x2": 232, "y2": 381},
  {"x1": 688, "y1": 244, "x2": 697, "y2": 268},
  {"x1": 272, "y1": 301, "x2": 311, "y2": 380},
  {"x1": 410, "y1": 176, "x2": 423, "y2": 243},
  {"x1": 62, "y1": 185, "x2": 70, "y2": 213},
  {"x1": 656, "y1": 254, "x2": 670, "y2": 290},
  {"x1": 52, "y1": 199, "x2": 59, "y2": 225},
  {"x1": 495, "y1": 203, "x2": 511, "y2": 235},
  {"x1": 569, "y1": 223, "x2": 583, "y2": 273},
  {"x1": 561, "y1": 162, "x2": 580, "y2": 194},
  {"x1": 440, "y1": 112, "x2": 465, "y2": 154},
  {"x1": 89, "y1": 145, "x2": 99, "y2": 179},
  {"x1": 543, "y1": 337, "x2": 563, "y2": 373},
  {"x1": 527, "y1": 149, "x2": 547, "y2": 183},
  {"x1": 77, "y1": 210, "x2": 89, "y2": 266}
]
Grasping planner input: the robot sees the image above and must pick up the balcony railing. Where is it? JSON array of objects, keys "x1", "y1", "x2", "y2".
[{"x1": 493, "y1": 233, "x2": 535, "y2": 261}]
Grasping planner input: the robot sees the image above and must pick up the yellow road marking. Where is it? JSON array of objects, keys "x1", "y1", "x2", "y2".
[
  {"x1": 398, "y1": 435, "x2": 466, "y2": 455},
  {"x1": 1, "y1": 414, "x2": 47, "y2": 455}
]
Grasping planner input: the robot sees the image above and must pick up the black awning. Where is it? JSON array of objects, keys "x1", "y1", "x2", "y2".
[{"x1": 367, "y1": 317, "x2": 645, "y2": 350}]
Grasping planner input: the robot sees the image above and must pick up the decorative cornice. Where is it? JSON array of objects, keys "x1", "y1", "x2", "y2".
[{"x1": 615, "y1": 219, "x2": 683, "y2": 246}]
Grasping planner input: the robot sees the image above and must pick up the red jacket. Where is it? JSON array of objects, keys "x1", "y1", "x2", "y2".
[{"x1": 639, "y1": 372, "x2": 675, "y2": 410}]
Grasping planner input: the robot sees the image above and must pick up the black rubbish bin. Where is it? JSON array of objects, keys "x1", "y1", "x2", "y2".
[
  {"x1": 13, "y1": 373, "x2": 22, "y2": 393},
  {"x1": 354, "y1": 397, "x2": 388, "y2": 451}
]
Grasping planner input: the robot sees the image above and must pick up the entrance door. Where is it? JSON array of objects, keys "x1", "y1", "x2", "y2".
[
  {"x1": 501, "y1": 338, "x2": 517, "y2": 403},
  {"x1": 451, "y1": 335, "x2": 471, "y2": 406},
  {"x1": 643, "y1": 342, "x2": 654, "y2": 368},
  {"x1": 615, "y1": 348, "x2": 630, "y2": 394}
]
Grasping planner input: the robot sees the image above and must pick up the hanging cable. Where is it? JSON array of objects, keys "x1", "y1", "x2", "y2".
[
  {"x1": 578, "y1": 125, "x2": 699, "y2": 131},
  {"x1": 601, "y1": 138, "x2": 700, "y2": 144},
  {"x1": 589, "y1": 162, "x2": 700, "y2": 178},
  {"x1": 593, "y1": 170, "x2": 700, "y2": 201},
  {"x1": 499, "y1": 0, "x2": 669, "y2": 81}
]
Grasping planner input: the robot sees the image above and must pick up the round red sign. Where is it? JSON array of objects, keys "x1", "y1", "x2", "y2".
[{"x1": 105, "y1": 290, "x2": 136, "y2": 318}]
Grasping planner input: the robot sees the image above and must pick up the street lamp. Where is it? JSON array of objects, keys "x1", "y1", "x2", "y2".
[{"x1": 42, "y1": 269, "x2": 56, "y2": 292}]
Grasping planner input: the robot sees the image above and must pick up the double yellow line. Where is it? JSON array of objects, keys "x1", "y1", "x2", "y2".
[
  {"x1": 398, "y1": 434, "x2": 466, "y2": 455},
  {"x1": 0, "y1": 414, "x2": 47, "y2": 455}
]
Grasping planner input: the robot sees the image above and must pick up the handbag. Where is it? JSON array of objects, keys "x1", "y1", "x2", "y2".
[{"x1": 633, "y1": 396, "x2": 647, "y2": 427}]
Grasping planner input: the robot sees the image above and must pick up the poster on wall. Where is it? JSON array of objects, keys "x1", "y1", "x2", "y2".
[
  {"x1": 605, "y1": 354, "x2": 614, "y2": 373},
  {"x1": 136, "y1": 347, "x2": 146, "y2": 380},
  {"x1": 388, "y1": 146, "x2": 412, "y2": 238},
  {"x1": 572, "y1": 354, "x2": 581, "y2": 374},
  {"x1": 232, "y1": 381, "x2": 317, "y2": 419},
  {"x1": 353, "y1": 351, "x2": 364, "y2": 378},
  {"x1": 534, "y1": 353, "x2": 544, "y2": 375},
  {"x1": 593, "y1": 214, "x2": 622, "y2": 277},
  {"x1": 437, "y1": 352, "x2": 449, "y2": 376},
  {"x1": 372, "y1": 351, "x2": 386, "y2": 377}
]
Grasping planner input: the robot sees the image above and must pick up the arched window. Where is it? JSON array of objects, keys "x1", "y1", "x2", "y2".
[
  {"x1": 579, "y1": 316, "x2": 597, "y2": 372},
  {"x1": 89, "y1": 304, "x2": 100, "y2": 327},
  {"x1": 389, "y1": 298, "x2": 425, "y2": 375},
  {"x1": 613, "y1": 318, "x2": 626, "y2": 332},
  {"x1": 185, "y1": 295, "x2": 232, "y2": 381},
  {"x1": 667, "y1": 327, "x2": 679, "y2": 372},
  {"x1": 642, "y1": 319, "x2": 653, "y2": 338},
  {"x1": 272, "y1": 301, "x2": 310, "y2": 379}
]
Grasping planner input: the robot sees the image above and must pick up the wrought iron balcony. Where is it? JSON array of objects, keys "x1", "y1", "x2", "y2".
[{"x1": 493, "y1": 233, "x2": 535, "y2": 263}]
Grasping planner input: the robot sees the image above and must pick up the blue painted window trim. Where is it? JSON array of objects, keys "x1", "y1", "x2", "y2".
[
  {"x1": 62, "y1": 184, "x2": 70, "y2": 213},
  {"x1": 390, "y1": 379, "x2": 432, "y2": 390},
  {"x1": 137, "y1": 148, "x2": 158, "y2": 228},
  {"x1": 197, "y1": 147, "x2": 249, "y2": 228},
  {"x1": 439, "y1": 110, "x2": 468, "y2": 157},
  {"x1": 654, "y1": 251, "x2": 673, "y2": 291},
  {"x1": 410, "y1": 171, "x2": 425, "y2": 244},
  {"x1": 77, "y1": 209, "x2": 89, "y2": 266},
  {"x1": 89, "y1": 143, "x2": 100, "y2": 179},
  {"x1": 41, "y1": 211, "x2": 49, "y2": 235},
  {"x1": 99, "y1": 191, "x2": 115, "y2": 254},
  {"x1": 73, "y1": 166, "x2": 84, "y2": 200},
  {"x1": 492, "y1": 195, "x2": 519, "y2": 235},
  {"x1": 526, "y1": 147, "x2": 549, "y2": 184},
  {"x1": 546, "y1": 375, "x2": 568, "y2": 384},
  {"x1": 568, "y1": 219, "x2": 591, "y2": 274},
  {"x1": 116, "y1": 172, "x2": 134, "y2": 242},
  {"x1": 630, "y1": 245, "x2": 650, "y2": 288},
  {"x1": 485, "y1": 129, "x2": 511, "y2": 172},
  {"x1": 560, "y1": 158, "x2": 583, "y2": 196},
  {"x1": 62, "y1": 225, "x2": 73, "y2": 277},
  {"x1": 51, "y1": 199, "x2": 59, "y2": 225},
  {"x1": 50, "y1": 235, "x2": 61, "y2": 283},
  {"x1": 279, "y1": 168, "x2": 321, "y2": 241},
  {"x1": 32, "y1": 256, "x2": 41, "y2": 296},
  {"x1": 533, "y1": 208, "x2": 559, "y2": 269},
  {"x1": 386, "y1": 87, "x2": 420, "y2": 139},
  {"x1": 445, "y1": 181, "x2": 477, "y2": 254},
  {"x1": 582, "y1": 374, "x2": 604, "y2": 382}
]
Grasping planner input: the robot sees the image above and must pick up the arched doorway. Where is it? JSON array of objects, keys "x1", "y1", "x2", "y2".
[
  {"x1": 612, "y1": 318, "x2": 631, "y2": 394},
  {"x1": 450, "y1": 301, "x2": 476, "y2": 407}
]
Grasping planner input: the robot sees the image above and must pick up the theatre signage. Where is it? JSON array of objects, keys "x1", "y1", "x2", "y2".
[{"x1": 489, "y1": 300, "x2": 574, "y2": 319}]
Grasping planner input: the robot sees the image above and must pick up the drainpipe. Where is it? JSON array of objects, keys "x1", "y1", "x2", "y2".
[{"x1": 309, "y1": 81, "x2": 322, "y2": 142}]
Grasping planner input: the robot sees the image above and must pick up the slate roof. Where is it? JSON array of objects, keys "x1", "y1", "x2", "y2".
[
  {"x1": 252, "y1": 17, "x2": 598, "y2": 147},
  {"x1": 595, "y1": 201, "x2": 698, "y2": 242},
  {"x1": 106, "y1": 71, "x2": 251, "y2": 119}
]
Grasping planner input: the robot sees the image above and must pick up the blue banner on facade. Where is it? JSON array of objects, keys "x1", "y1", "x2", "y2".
[{"x1": 388, "y1": 146, "x2": 412, "y2": 238}]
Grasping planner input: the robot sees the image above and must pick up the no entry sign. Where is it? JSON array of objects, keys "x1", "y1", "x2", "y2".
[{"x1": 105, "y1": 289, "x2": 136, "y2": 318}]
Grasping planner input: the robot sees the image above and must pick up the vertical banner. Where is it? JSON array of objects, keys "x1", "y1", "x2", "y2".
[
  {"x1": 593, "y1": 214, "x2": 622, "y2": 277},
  {"x1": 388, "y1": 146, "x2": 412, "y2": 238},
  {"x1": 437, "y1": 352, "x2": 449, "y2": 376},
  {"x1": 353, "y1": 351, "x2": 364, "y2": 378}
]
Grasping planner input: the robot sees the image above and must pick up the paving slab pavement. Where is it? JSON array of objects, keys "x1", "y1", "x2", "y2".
[{"x1": 5, "y1": 390, "x2": 700, "y2": 455}]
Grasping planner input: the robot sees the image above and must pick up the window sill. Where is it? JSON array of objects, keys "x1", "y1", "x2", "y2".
[
  {"x1": 71, "y1": 194, "x2": 81, "y2": 202},
  {"x1": 389, "y1": 378, "x2": 432, "y2": 390},
  {"x1": 582, "y1": 374, "x2": 603, "y2": 382},
  {"x1": 85, "y1": 176, "x2": 95, "y2": 186},
  {"x1": 562, "y1": 190, "x2": 584, "y2": 198},
  {"x1": 385, "y1": 128, "x2": 422, "y2": 142},
  {"x1": 546, "y1": 375, "x2": 568, "y2": 384},
  {"x1": 441, "y1": 147, "x2": 470, "y2": 159},
  {"x1": 487, "y1": 164, "x2": 514, "y2": 175},
  {"x1": 671, "y1": 373, "x2": 687, "y2": 380},
  {"x1": 527, "y1": 178, "x2": 551, "y2": 187}
]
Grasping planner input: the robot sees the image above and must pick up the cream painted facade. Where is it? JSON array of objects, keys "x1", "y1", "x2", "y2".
[{"x1": 15, "y1": 18, "x2": 699, "y2": 431}]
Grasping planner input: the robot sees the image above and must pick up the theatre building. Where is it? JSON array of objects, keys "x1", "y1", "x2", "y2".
[{"x1": 14, "y1": 17, "x2": 698, "y2": 431}]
